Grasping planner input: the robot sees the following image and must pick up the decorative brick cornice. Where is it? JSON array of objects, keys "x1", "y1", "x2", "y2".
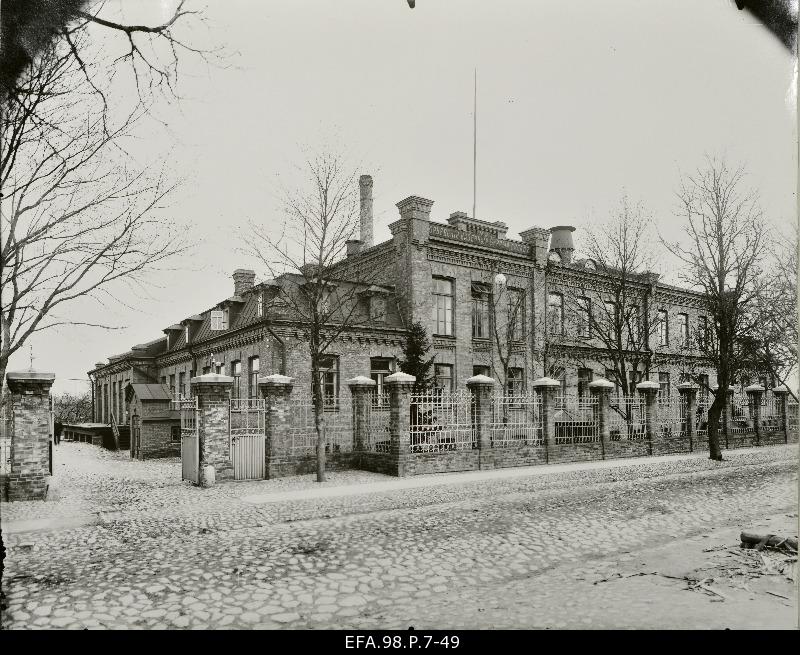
[{"x1": 427, "y1": 246, "x2": 536, "y2": 278}]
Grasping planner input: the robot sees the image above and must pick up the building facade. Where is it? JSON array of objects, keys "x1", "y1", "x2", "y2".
[{"x1": 89, "y1": 175, "x2": 718, "y2": 458}]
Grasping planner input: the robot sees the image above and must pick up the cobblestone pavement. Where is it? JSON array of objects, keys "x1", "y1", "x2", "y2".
[{"x1": 0, "y1": 443, "x2": 796, "y2": 630}]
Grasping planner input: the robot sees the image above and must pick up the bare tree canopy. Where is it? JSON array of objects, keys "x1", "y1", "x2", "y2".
[
  {"x1": 0, "y1": 0, "x2": 214, "y2": 102},
  {"x1": 247, "y1": 151, "x2": 385, "y2": 482},
  {"x1": 550, "y1": 197, "x2": 658, "y2": 393},
  {"x1": 0, "y1": 37, "x2": 189, "y2": 385},
  {"x1": 665, "y1": 157, "x2": 771, "y2": 460},
  {"x1": 748, "y1": 222, "x2": 798, "y2": 397}
]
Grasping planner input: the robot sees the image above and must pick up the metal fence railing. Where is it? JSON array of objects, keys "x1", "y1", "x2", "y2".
[
  {"x1": 229, "y1": 398, "x2": 266, "y2": 440},
  {"x1": 654, "y1": 396, "x2": 687, "y2": 440},
  {"x1": 608, "y1": 395, "x2": 646, "y2": 441},
  {"x1": 409, "y1": 390, "x2": 474, "y2": 453},
  {"x1": 365, "y1": 394, "x2": 392, "y2": 453},
  {"x1": 760, "y1": 395, "x2": 782, "y2": 433},
  {"x1": 490, "y1": 391, "x2": 542, "y2": 447},
  {"x1": 788, "y1": 400, "x2": 799, "y2": 436},
  {"x1": 286, "y1": 390, "x2": 353, "y2": 455},
  {"x1": 554, "y1": 394, "x2": 599, "y2": 444}
]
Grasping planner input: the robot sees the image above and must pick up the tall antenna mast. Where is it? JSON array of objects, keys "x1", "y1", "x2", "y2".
[{"x1": 473, "y1": 68, "x2": 477, "y2": 221}]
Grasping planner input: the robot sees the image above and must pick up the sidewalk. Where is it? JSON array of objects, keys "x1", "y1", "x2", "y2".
[{"x1": 239, "y1": 446, "x2": 792, "y2": 505}]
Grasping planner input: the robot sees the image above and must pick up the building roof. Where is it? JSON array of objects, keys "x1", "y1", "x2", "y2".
[{"x1": 127, "y1": 383, "x2": 172, "y2": 401}]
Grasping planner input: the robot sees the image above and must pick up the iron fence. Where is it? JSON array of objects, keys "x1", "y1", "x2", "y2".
[
  {"x1": 554, "y1": 394, "x2": 599, "y2": 444},
  {"x1": 490, "y1": 391, "x2": 542, "y2": 447},
  {"x1": 229, "y1": 398, "x2": 266, "y2": 439},
  {"x1": 788, "y1": 399, "x2": 799, "y2": 436},
  {"x1": 409, "y1": 390, "x2": 475, "y2": 453},
  {"x1": 607, "y1": 395, "x2": 646, "y2": 441},
  {"x1": 654, "y1": 396, "x2": 687, "y2": 440},
  {"x1": 760, "y1": 394, "x2": 782, "y2": 433},
  {"x1": 286, "y1": 390, "x2": 354, "y2": 455},
  {"x1": 365, "y1": 394, "x2": 392, "y2": 452}
]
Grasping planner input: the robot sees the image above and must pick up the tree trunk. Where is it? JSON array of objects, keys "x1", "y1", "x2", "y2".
[
  {"x1": 707, "y1": 394, "x2": 724, "y2": 461},
  {"x1": 311, "y1": 360, "x2": 326, "y2": 483}
]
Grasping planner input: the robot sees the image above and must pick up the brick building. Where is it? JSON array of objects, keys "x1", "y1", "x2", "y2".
[{"x1": 89, "y1": 175, "x2": 717, "y2": 458}]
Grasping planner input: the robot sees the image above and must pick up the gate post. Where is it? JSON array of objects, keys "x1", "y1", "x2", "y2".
[
  {"x1": 531, "y1": 377, "x2": 562, "y2": 463},
  {"x1": 636, "y1": 381, "x2": 660, "y2": 456},
  {"x1": 346, "y1": 376, "x2": 376, "y2": 452},
  {"x1": 260, "y1": 374, "x2": 294, "y2": 478},
  {"x1": 744, "y1": 384, "x2": 764, "y2": 446},
  {"x1": 385, "y1": 372, "x2": 415, "y2": 477},
  {"x1": 6, "y1": 370, "x2": 56, "y2": 501},
  {"x1": 467, "y1": 374, "x2": 496, "y2": 470},
  {"x1": 772, "y1": 385, "x2": 790, "y2": 443},
  {"x1": 589, "y1": 378, "x2": 614, "y2": 459},
  {"x1": 677, "y1": 383, "x2": 698, "y2": 452},
  {"x1": 192, "y1": 373, "x2": 234, "y2": 486}
]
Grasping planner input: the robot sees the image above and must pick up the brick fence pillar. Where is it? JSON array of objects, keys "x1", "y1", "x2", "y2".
[
  {"x1": 192, "y1": 373, "x2": 233, "y2": 486},
  {"x1": 772, "y1": 385, "x2": 790, "y2": 443},
  {"x1": 589, "y1": 378, "x2": 614, "y2": 459},
  {"x1": 677, "y1": 383, "x2": 698, "y2": 452},
  {"x1": 467, "y1": 374, "x2": 496, "y2": 469},
  {"x1": 260, "y1": 374, "x2": 294, "y2": 479},
  {"x1": 532, "y1": 377, "x2": 562, "y2": 463},
  {"x1": 744, "y1": 384, "x2": 764, "y2": 446},
  {"x1": 636, "y1": 380, "x2": 660, "y2": 456},
  {"x1": 6, "y1": 370, "x2": 55, "y2": 501},
  {"x1": 346, "y1": 376, "x2": 376, "y2": 452},
  {"x1": 386, "y1": 372, "x2": 415, "y2": 477}
]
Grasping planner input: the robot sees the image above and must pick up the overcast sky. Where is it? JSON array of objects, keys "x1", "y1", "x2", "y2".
[{"x1": 12, "y1": 0, "x2": 796, "y2": 395}]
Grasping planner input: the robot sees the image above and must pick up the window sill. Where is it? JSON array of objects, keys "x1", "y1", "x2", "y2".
[{"x1": 433, "y1": 334, "x2": 456, "y2": 340}]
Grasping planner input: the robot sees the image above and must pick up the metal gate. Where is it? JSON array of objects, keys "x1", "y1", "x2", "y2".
[
  {"x1": 178, "y1": 398, "x2": 199, "y2": 484},
  {"x1": 230, "y1": 398, "x2": 265, "y2": 480},
  {"x1": 131, "y1": 414, "x2": 141, "y2": 459}
]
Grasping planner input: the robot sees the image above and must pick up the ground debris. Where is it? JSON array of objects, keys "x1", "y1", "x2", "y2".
[
  {"x1": 686, "y1": 577, "x2": 727, "y2": 601},
  {"x1": 740, "y1": 531, "x2": 798, "y2": 554}
]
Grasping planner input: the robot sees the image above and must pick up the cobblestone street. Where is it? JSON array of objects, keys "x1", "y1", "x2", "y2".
[{"x1": 1, "y1": 443, "x2": 797, "y2": 630}]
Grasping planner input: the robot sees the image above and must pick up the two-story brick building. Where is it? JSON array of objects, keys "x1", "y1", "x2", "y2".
[{"x1": 88, "y1": 174, "x2": 718, "y2": 458}]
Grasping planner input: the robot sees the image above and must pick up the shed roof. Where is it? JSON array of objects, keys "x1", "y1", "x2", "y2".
[{"x1": 128, "y1": 383, "x2": 172, "y2": 401}]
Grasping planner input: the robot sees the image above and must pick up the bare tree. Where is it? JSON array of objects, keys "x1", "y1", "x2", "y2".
[
  {"x1": 1, "y1": 0, "x2": 216, "y2": 107},
  {"x1": 548, "y1": 196, "x2": 659, "y2": 432},
  {"x1": 470, "y1": 269, "x2": 530, "y2": 393},
  {"x1": 0, "y1": 38, "x2": 187, "y2": 385},
  {"x1": 248, "y1": 152, "x2": 384, "y2": 482},
  {"x1": 664, "y1": 157, "x2": 770, "y2": 461},
  {"x1": 53, "y1": 389, "x2": 92, "y2": 423},
  {"x1": 750, "y1": 224, "x2": 798, "y2": 397}
]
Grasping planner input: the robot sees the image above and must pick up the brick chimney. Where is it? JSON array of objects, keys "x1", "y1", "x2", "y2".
[
  {"x1": 232, "y1": 269, "x2": 256, "y2": 296},
  {"x1": 346, "y1": 240, "x2": 362, "y2": 257},
  {"x1": 359, "y1": 175, "x2": 373, "y2": 248}
]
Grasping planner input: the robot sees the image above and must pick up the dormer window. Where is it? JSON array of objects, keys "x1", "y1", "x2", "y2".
[
  {"x1": 584, "y1": 259, "x2": 596, "y2": 271},
  {"x1": 548, "y1": 251, "x2": 562, "y2": 264},
  {"x1": 185, "y1": 325, "x2": 190, "y2": 343},
  {"x1": 257, "y1": 292, "x2": 264, "y2": 318},
  {"x1": 210, "y1": 309, "x2": 229, "y2": 331},
  {"x1": 165, "y1": 333, "x2": 170, "y2": 349},
  {"x1": 370, "y1": 295, "x2": 386, "y2": 324}
]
